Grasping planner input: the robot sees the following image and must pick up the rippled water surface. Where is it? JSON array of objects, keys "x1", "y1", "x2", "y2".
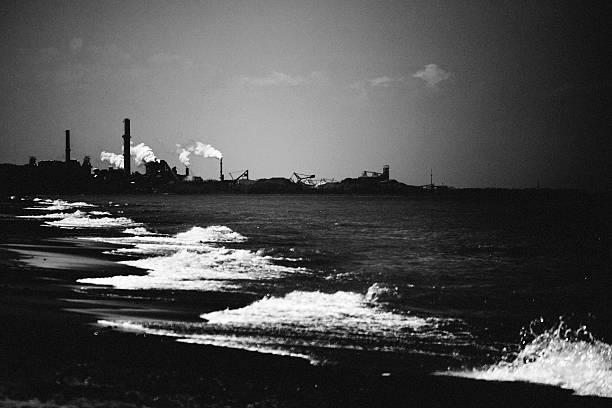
[{"x1": 12, "y1": 194, "x2": 612, "y2": 397}]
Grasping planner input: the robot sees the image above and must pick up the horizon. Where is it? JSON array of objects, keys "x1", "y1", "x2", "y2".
[{"x1": 1, "y1": 1, "x2": 610, "y2": 191}]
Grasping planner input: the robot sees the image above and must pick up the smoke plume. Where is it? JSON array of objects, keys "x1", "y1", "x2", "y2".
[
  {"x1": 177, "y1": 142, "x2": 223, "y2": 167},
  {"x1": 100, "y1": 142, "x2": 158, "y2": 169},
  {"x1": 100, "y1": 151, "x2": 124, "y2": 169},
  {"x1": 130, "y1": 142, "x2": 158, "y2": 166}
]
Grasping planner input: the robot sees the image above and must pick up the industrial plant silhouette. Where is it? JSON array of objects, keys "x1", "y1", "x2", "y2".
[{"x1": 1, "y1": 118, "x2": 451, "y2": 195}]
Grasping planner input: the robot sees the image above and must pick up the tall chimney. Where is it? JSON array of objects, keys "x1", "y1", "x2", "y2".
[
  {"x1": 185, "y1": 167, "x2": 189, "y2": 177},
  {"x1": 122, "y1": 118, "x2": 131, "y2": 176},
  {"x1": 65, "y1": 130, "x2": 70, "y2": 163},
  {"x1": 219, "y1": 158, "x2": 224, "y2": 181}
]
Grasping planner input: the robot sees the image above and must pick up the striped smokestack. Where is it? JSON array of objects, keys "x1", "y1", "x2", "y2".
[
  {"x1": 122, "y1": 118, "x2": 131, "y2": 176},
  {"x1": 65, "y1": 130, "x2": 70, "y2": 163}
]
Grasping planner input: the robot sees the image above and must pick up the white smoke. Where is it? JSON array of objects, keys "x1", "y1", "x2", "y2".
[
  {"x1": 100, "y1": 151, "x2": 124, "y2": 169},
  {"x1": 177, "y1": 142, "x2": 223, "y2": 167},
  {"x1": 100, "y1": 142, "x2": 158, "y2": 169},
  {"x1": 130, "y1": 142, "x2": 158, "y2": 166}
]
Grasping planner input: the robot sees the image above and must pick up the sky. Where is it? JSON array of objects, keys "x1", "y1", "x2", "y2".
[{"x1": 1, "y1": 0, "x2": 610, "y2": 190}]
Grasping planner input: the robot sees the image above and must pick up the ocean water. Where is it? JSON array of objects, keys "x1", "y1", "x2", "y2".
[{"x1": 8, "y1": 194, "x2": 612, "y2": 398}]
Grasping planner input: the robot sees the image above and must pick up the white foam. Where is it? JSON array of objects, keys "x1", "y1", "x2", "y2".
[
  {"x1": 201, "y1": 289, "x2": 434, "y2": 334},
  {"x1": 78, "y1": 247, "x2": 302, "y2": 290},
  {"x1": 25, "y1": 199, "x2": 96, "y2": 211},
  {"x1": 84, "y1": 226, "x2": 247, "y2": 249},
  {"x1": 175, "y1": 225, "x2": 247, "y2": 243},
  {"x1": 97, "y1": 319, "x2": 316, "y2": 362},
  {"x1": 90, "y1": 210, "x2": 111, "y2": 216},
  {"x1": 79, "y1": 274, "x2": 238, "y2": 291},
  {"x1": 122, "y1": 227, "x2": 159, "y2": 235},
  {"x1": 17, "y1": 210, "x2": 88, "y2": 219},
  {"x1": 44, "y1": 216, "x2": 141, "y2": 229},
  {"x1": 95, "y1": 287, "x2": 462, "y2": 364},
  {"x1": 444, "y1": 326, "x2": 612, "y2": 398}
]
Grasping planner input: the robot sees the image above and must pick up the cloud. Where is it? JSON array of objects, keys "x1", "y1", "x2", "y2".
[
  {"x1": 368, "y1": 76, "x2": 396, "y2": 87},
  {"x1": 413, "y1": 64, "x2": 451, "y2": 87},
  {"x1": 240, "y1": 70, "x2": 331, "y2": 87},
  {"x1": 69, "y1": 37, "x2": 83, "y2": 53},
  {"x1": 349, "y1": 76, "x2": 406, "y2": 99},
  {"x1": 240, "y1": 71, "x2": 306, "y2": 88}
]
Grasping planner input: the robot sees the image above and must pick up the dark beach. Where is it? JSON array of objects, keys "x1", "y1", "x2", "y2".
[{"x1": 0, "y1": 199, "x2": 609, "y2": 408}]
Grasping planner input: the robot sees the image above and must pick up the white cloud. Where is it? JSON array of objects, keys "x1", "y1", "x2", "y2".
[
  {"x1": 413, "y1": 64, "x2": 451, "y2": 87},
  {"x1": 69, "y1": 37, "x2": 83, "y2": 53},
  {"x1": 368, "y1": 76, "x2": 395, "y2": 87},
  {"x1": 350, "y1": 76, "x2": 406, "y2": 99},
  {"x1": 240, "y1": 71, "x2": 306, "y2": 87}
]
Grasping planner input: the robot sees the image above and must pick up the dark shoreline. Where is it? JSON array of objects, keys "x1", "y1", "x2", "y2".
[{"x1": 1, "y1": 202, "x2": 610, "y2": 407}]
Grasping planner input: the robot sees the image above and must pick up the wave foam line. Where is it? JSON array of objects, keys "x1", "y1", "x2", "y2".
[
  {"x1": 84, "y1": 226, "x2": 247, "y2": 248},
  {"x1": 95, "y1": 286, "x2": 467, "y2": 364},
  {"x1": 98, "y1": 319, "x2": 317, "y2": 363},
  {"x1": 25, "y1": 199, "x2": 96, "y2": 211},
  {"x1": 78, "y1": 247, "x2": 303, "y2": 290},
  {"x1": 78, "y1": 226, "x2": 304, "y2": 292},
  {"x1": 45, "y1": 215, "x2": 141, "y2": 229},
  {"x1": 17, "y1": 210, "x2": 88, "y2": 219}
]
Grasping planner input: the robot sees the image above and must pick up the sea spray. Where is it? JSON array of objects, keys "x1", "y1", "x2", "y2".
[{"x1": 442, "y1": 318, "x2": 612, "y2": 398}]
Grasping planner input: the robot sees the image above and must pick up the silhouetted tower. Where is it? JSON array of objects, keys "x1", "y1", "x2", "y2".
[
  {"x1": 430, "y1": 169, "x2": 433, "y2": 187},
  {"x1": 219, "y1": 158, "x2": 224, "y2": 181},
  {"x1": 382, "y1": 165, "x2": 389, "y2": 181},
  {"x1": 122, "y1": 119, "x2": 131, "y2": 176},
  {"x1": 65, "y1": 130, "x2": 70, "y2": 162},
  {"x1": 82, "y1": 156, "x2": 92, "y2": 174}
]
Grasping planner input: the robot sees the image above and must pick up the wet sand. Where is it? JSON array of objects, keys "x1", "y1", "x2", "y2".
[{"x1": 0, "y1": 217, "x2": 609, "y2": 407}]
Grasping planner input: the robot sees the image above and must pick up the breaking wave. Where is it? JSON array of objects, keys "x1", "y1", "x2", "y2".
[
  {"x1": 78, "y1": 247, "x2": 299, "y2": 290},
  {"x1": 44, "y1": 215, "x2": 141, "y2": 229},
  {"x1": 443, "y1": 319, "x2": 612, "y2": 398},
  {"x1": 122, "y1": 227, "x2": 159, "y2": 235},
  {"x1": 95, "y1": 285, "x2": 469, "y2": 364},
  {"x1": 25, "y1": 199, "x2": 96, "y2": 211},
  {"x1": 174, "y1": 226, "x2": 247, "y2": 243},
  {"x1": 17, "y1": 210, "x2": 89, "y2": 219},
  {"x1": 200, "y1": 289, "x2": 433, "y2": 333},
  {"x1": 90, "y1": 210, "x2": 111, "y2": 216},
  {"x1": 78, "y1": 226, "x2": 302, "y2": 291}
]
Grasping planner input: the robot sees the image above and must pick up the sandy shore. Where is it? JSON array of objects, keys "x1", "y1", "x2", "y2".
[{"x1": 0, "y1": 215, "x2": 609, "y2": 407}]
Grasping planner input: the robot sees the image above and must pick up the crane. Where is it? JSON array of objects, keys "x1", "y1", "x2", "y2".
[
  {"x1": 229, "y1": 169, "x2": 249, "y2": 182},
  {"x1": 291, "y1": 172, "x2": 316, "y2": 186}
]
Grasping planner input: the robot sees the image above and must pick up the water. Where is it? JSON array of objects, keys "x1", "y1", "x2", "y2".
[{"x1": 8, "y1": 194, "x2": 612, "y2": 398}]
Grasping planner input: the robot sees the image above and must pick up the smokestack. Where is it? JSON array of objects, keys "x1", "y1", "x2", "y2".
[
  {"x1": 219, "y1": 158, "x2": 224, "y2": 181},
  {"x1": 122, "y1": 118, "x2": 131, "y2": 176},
  {"x1": 185, "y1": 167, "x2": 189, "y2": 177},
  {"x1": 65, "y1": 130, "x2": 70, "y2": 163}
]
